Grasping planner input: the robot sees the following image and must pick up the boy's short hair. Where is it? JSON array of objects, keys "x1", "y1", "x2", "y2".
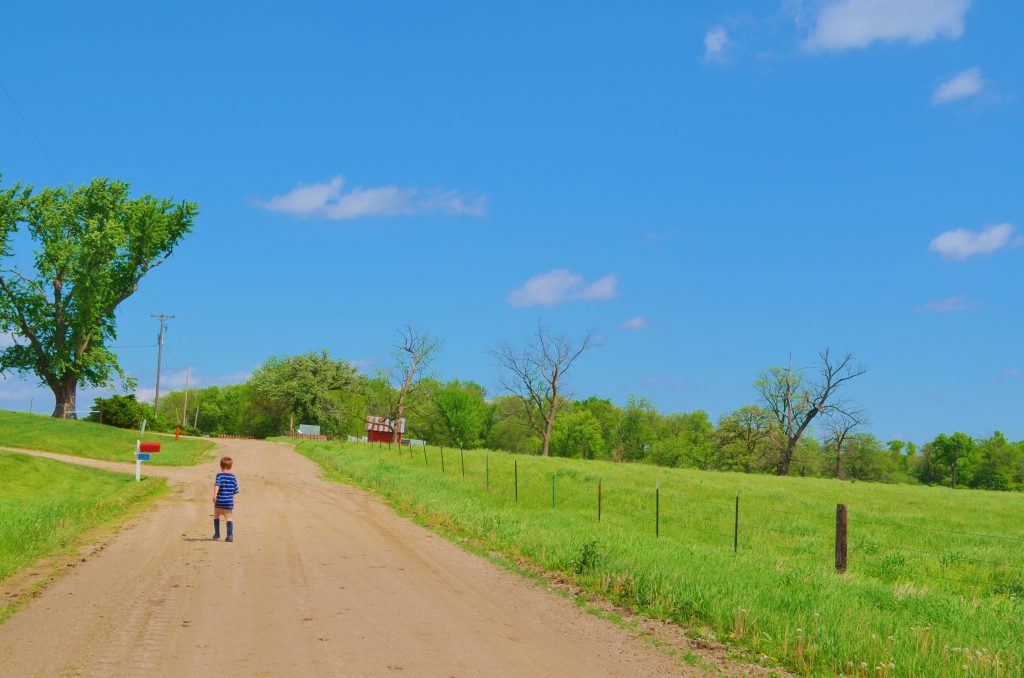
[{"x1": 219, "y1": 456, "x2": 233, "y2": 470}]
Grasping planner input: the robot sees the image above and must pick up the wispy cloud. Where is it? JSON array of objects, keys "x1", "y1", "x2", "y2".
[
  {"x1": 922, "y1": 295, "x2": 970, "y2": 313},
  {"x1": 704, "y1": 27, "x2": 730, "y2": 63},
  {"x1": 619, "y1": 316, "x2": 649, "y2": 331},
  {"x1": 933, "y1": 67, "x2": 984, "y2": 104},
  {"x1": 508, "y1": 269, "x2": 619, "y2": 308},
  {"x1": 1001, "y1": 368, "x2": 1020, "y2": 380},
  {"x1": 134, "y1": 368, "x2": 250, "y2": 403},
  {"x1": 257, "y1": 176, "x2": 486, "y2": 220},
  {"x1": 929, "y1": 223, "x2": 1018, "y2": 260},
  {"x1": 577, "y1": 274, "x2": 619, "y2": 301},
  {"x1": 351, "y1": 357, "x2": 377, "y2": 372},
  {"x1": 803, "y1": 0, "x2": 971, "y2": 53}
]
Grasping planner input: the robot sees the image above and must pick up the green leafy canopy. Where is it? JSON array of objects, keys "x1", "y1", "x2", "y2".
[{"x1": 0, "y1": 175, "x2": 197, "y2": 399}]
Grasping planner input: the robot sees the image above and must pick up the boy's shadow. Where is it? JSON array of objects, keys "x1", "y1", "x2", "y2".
[{"x1": 181, "y1": 537, "x2": 216, "y2": 542}]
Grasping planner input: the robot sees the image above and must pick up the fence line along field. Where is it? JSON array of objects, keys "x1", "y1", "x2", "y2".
[{"x1": 293, "y1": 439, "x2": 1024, "y2": 677}]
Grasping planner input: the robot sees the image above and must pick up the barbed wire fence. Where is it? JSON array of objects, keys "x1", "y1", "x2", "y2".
[{"x1": 344, "y1": 438, "x2": 1024, "y2": 596}]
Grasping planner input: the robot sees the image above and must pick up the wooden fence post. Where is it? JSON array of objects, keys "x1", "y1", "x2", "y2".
[
  {"x1": 835, "y1": 503, "x2": 848, "y2": 573},
  {"x1": 440, "y1": 447, "x2": 445, "y2": 474}
]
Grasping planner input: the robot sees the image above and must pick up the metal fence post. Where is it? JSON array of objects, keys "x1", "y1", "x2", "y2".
[
  {"x1": 655, "y1": 480, "x2": 660, "y2": 538},
  {"x1": 734, "y1": 490, "x2": 739, "y2": 553}
]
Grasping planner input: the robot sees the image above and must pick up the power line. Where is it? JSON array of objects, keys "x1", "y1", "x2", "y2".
[{"x1": 0, "y1": 79, "x2": 67, "y2": 184}]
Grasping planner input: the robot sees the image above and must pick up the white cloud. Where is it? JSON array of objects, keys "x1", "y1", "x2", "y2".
[
  {"x1": 213, "y1": 371, "x2": 251, "y2": 386},
  {"x1": 619, "y1": 316, "x2": 649, "y2": 331},
  {"x1": 933, "y1": 67, "x2": 984, "y2": 104},
  {"x1": 351, "y1": 357, "x2": 377, "y2": 372},
  {"x1": 135, "y1": 369, "x2": 193, "y2": 403},
  {"x1": 134, "y1": 368, "x2": 248, "y2": 403},
  {"x1": 577, "y1": 274, "x2": 619, "y2": 301},
  {"x1": 258, "y1": 176, "x2": 486, "y2": 220},
  {"x1": 929, "y1": 223, "x2": 1018, "y2": 260},
  {"x1": 922, "y1": 295, "x2": 969, "y2": 313},
  {"x1": 508, "y1": 269, "x2": 582, "y2": 308},
  {"x1": 508, "y1": 269, "x2": 619, "y2": 308},
  {"x1": 704, "y1": 27, "x2": 730, "y2": 63},
  {"x1": 804, "y1": 0, "x2": 970, "y2": 52},
  {"x1": 1001, "y1": 368, "x2": 1020, "y2": 379},
  {"x1": 0, "y1": 331, "x2": 17, "y2": 348}
]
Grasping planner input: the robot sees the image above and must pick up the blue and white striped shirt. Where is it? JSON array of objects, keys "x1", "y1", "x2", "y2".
[{"x1": 214, "y1": 472, "x2": 239, "y2": 509}]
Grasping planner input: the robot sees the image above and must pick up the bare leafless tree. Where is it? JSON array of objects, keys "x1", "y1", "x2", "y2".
[
  {"x1": 491, "y1": 324, "x2": 596, "y2": 456},
  {"x1": 387, "y1": 325, "x2": 442, "y2": 442},
  {"x1": 756, "y1": 349, "x2": 867, "y2": 476},
  {"x1": 357, "y1": 325, "x2": 443, "y2": 442},
  {"x1": 823, "y1": 408, "x2": 867, "y2": 479}
]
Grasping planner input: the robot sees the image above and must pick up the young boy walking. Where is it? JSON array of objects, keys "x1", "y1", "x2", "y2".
[{"x1": 212, "y1": 456, "x2": 239, "y2": 542}]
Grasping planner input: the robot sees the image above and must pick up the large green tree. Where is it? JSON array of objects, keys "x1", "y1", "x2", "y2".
[
  {"x1": 930, "y1": 432, "x2": 977, "y2": 488},
  {"x1": 427, "y1": 379, "x2": 488, "y2": 448},
  {"x1": 249, "y1": 351, "x2": 357, "y2": 434},
  {"x1": 0, "y1": 177, "x2": 196, "y2": 417}
]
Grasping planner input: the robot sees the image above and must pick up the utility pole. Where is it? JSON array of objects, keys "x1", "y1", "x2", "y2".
[
  {"x1": 181, "y1": 365, "x2": 191, "y2": 426},
  {"x1": 151, "y1": 313, "x2": 174, "y2": 417}
]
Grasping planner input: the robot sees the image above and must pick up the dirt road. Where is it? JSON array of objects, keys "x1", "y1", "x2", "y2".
[{"x1": 0, "y1": 439, "x2": 703, "y2": 677}]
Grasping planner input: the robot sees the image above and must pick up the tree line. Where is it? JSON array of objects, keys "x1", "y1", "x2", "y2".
[{"x1": 88, "y1": 335, "x2": 1024, "y2": 491}]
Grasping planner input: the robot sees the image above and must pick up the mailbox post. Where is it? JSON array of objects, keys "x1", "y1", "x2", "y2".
[{"x1": 136, "y1": 440, "x2": 161, "y2": 481}]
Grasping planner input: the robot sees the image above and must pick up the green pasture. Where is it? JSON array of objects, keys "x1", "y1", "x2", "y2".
[
  {"x1": 0, "y1": 410, "x2": 216, "y2": 466},
  {"x1": 0, "y1": 451, "x2": 166, "y2": 619},
  {"x1": 295, "y1": 439, "x2": 1024, "y2": 677}
]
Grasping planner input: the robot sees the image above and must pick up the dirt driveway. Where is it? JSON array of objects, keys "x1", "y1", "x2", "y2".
[{"x1": 0, "y1": 439, "x2": 728, "y2": 677}]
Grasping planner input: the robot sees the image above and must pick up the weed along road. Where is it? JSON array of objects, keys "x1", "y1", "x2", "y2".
[{"x1": 0, "y1": 439, "x2": 699, "y2": 677}]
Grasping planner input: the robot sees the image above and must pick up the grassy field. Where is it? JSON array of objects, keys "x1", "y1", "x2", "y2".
[
  {"x1": 0, "y1": 451, "x2": 166, "y2": 619},
  {"x1": 0, "y1": 410, "x2": 216, "y2": 466},
  {"x1": 293, "y1": 439, "x2": 1024, "y2": 677}
]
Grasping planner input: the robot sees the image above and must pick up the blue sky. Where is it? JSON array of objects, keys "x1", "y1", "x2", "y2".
[{"x1": 0, "y1": 0, "x2": 1020, "y2": 443}]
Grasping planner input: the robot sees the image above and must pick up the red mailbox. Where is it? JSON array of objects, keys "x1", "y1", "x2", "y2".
[{"x1": 139, "y1": 442, "x2": 161, "y2": 453}]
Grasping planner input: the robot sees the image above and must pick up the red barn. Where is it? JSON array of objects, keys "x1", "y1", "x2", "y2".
[{"x1": 366, "y1": 416, "x2": 405, "y2": 444}]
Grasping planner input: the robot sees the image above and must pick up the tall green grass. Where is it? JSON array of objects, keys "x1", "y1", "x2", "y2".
[
  {"x1": 0, "y1": 410, "x2": 215, "y2": 465},
  {"x1": 296, "y1": 440, "x2": 1024, "y2": 677},
  {"x1": 0, "y1": 452, "x2": 165, "y2": 594}
]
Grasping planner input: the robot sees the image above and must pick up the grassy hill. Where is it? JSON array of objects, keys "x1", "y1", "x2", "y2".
[
  {"x1": 0, "y1": 410, "x2": 216, "y2": 466},
  {"x1": 0, "y1": 451, "x2": 166, "y2": 621},
  {"x1": 294, "y1": 439, "x2": 1024, "y2": 677}
]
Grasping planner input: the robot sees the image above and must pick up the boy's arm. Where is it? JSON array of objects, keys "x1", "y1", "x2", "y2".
[{"x1": 212, "y1": 479, "x2": 220, "y2": 503}]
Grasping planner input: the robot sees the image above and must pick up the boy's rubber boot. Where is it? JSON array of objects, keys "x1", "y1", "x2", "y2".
[
  {"x1": 225, "y1": 521, "x2": 234, "y2": 542},
  {"x1": 212, "y1": 519, "x2": 221, "y2": 540}
]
